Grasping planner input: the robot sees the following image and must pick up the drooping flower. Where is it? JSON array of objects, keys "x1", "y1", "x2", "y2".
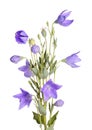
[
  {"x1": 31, "y1": 44, "x2": 40, "y2": 54},
  {"x1": 54, "y1": 99, "x2": 64, "y2": 107},
  {"x1": 15, "y1": 30, "x2": 28, "y2": 44},
  {"x1": 18, "y1": 60, "x2": 33, "y2": 77},
  {"x1": 62, "y1": 51, "x2": 81, "y2": 68},
  {"x1": 10, "y1": 55, "x2": 24, "y2": 64},
  {"x1": 41, "y1": 79, "x2": 62, "y2": 101},
  {"x1": 13, "y1": 88, "x2": 32, "y2": 109},
  {"x1": 54, "y1": 10, "x2": 74, "y2": 26}
]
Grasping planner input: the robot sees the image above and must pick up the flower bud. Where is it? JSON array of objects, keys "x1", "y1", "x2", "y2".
[
  {"x1": 29, "y1": 38, "x2": 35, "y2": 45},
  {"x1": 37, "y1": 34, "x2": 41, "y2": 40},
  {"x1": 41, "y1": 28, "x2": 46, "y2": 38},
  {"x1": 31, "y1": 44, "x2": 40, "y2": 54}
]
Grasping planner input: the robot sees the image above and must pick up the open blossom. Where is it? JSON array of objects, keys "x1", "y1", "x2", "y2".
[
  {"x1": 13, "y1": 88, "x2": 32, "y2": 109},
  {"x1": 31, "y1": 44, "x2": 40, "y2": 54},
  {"x1": 41, "y1": 79, "x2": 62, "y2": 101},
  {"x1": 10, "y1": 55, "x2": 24, "y2": 64},
  {"x1": 62, "y1": 51, "x2": 81, "y2": 68},
  {"x1": 15, "y1": 30, "x2": 28, "y2": 44},
  {"x1": 54, "y1": 99, "x2": 64, "y2": 107},
  {"x1": 18, "y1": 60, "x2": 33, "y2": 78},
  {"x1": 54, "y1": 10, "x2": 74, "y2": 26}
]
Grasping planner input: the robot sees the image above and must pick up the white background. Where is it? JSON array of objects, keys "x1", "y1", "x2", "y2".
[{"x1": 0, "y1": 0, "x2": 92, "y2": 130}]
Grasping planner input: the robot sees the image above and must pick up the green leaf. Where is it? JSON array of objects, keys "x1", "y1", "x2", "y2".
[
  {"x1": 32, "y1": 67, "x2": 38, "y2": 75},
  {"x1": 53, "y1": 38, "x2": 57, "y2": 49},
  {"x1": 49, "y1": 68, "x2": 56, "y2": 75},
  {"x1": 49, "y1": 56, "x2": 55, "y2": 64},
  {"x1": 31, "y1": 78, "x2": 40, "y2": 89},
  {"x1": 47, "y1": 111, "x2": 59, "y2": 127},
  {"x1": 28, "y1": 81, "x2": 38, "y2": 93},
  {"x1": 38, "y1": 101, "x2": 46, "y2": 115},
  {"x1": 32, "y1": 112, "x2": 44, "y2": 124},
  {"x1": 49, "y1": 60, "x2": 57, "y2": 75},
  {"x1": 49, "y1": 103, "x2": 51, "y2": 112},
  {"x1": 40, "y1": 68, "x2": 48, "y2": 79}
]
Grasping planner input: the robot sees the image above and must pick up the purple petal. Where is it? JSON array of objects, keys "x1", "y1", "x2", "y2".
[
  {"x1": 15, "y1": 30, "x2": 28, "y2": 44},
  {"x1": 13, "y1": 88, "x2": 32, "y2": 109},
  {"x1": 61, "y1": 20, "x2": 74, "y2": 26},
  {"x1": 50, "y1": 88, "x2": 57, "y2": 99},
  {"x1": 18, "y1": 65, "x2": 28, "y2": 72},
  {"x1": 69, "y1": 63, "x2": 80, "y2": 68},
  {"x1": 61, "y1": 10, "x2": 72, "y2": 18},
  {"x1": 55, "y1": 15, "x2": 65, "y2": 23},
  {"x1": 54, "y1": 99, "x2": 64, "y2": 107},
  {"x1": 68, "y1": 51, "x2": 81, "y2": 62},
  {"x1": 63, "y1": 51, "x2": 81, "y2": 68},
  {"x1": 13, "y1": 93, "x2": 23, "y2": 98},
  {"x1": 41, "y1": 79, "x2": 62, "y2": 101},
  {"x1": 31, "y1": 45, "x2": 40, "y2": 54},
  {"x1": 24, "y1": 70, "x2": 33, "y2": 78},
  {"x1": 19, "y1": 36, "x2": 28, "y2": 44},
  {"x1": 20, "y1": 88, "x2": 29, "y2": 95},
  {"x1": 10, "y1": 55, "x2": 23, "y2": 63},
  {"x1": 46, "y1": 79, "x2": 62, "y2": 90},
  {"x1": 26, "y1": 60, "x2": 30, "y2": 66},
  {"x1": 51, "y1": 82, "x2": 62, "y2": 90},
  {"x1": 19, "y1": 99, "x2": 27, "y2": 109},
  {"x1": 41, "y1": 85, "x2": 57, "y2": 101}
]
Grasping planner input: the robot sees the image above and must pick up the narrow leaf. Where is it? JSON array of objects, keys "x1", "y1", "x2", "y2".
[
  {"x1": 31, "y1": 78, "x2": 40, "y2": 89},
  {"x1": 32, "y1": 112, "x2": 44, "y2": 124},
  {"x1": 47, "y1": 111, "x2": 59, "y2": 126},
  {"x1": 28, "y1": 81, "x2": 38, "y2": 93}
]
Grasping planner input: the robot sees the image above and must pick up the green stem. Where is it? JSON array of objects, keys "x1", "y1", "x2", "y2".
[
  {"x1": 43, "y1": 102, "x2": 47, "y2": 130},
  {"x1": 39, "y1": 114, "x2": 42, "y2": 130}
]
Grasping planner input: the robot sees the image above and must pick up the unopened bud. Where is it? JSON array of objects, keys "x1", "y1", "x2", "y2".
[
  {"x1": 37, "y1": 34, "x2": 41, "y2": 40},
  {"x1": 41, "y1": 28, "x2": 46, "y2": 38},
  {"x1": 29, "y1": 38, "x2": 35, "y2": 45}
]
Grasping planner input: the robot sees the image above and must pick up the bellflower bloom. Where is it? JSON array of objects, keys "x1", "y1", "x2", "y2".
[
  {"x1": 54, "y1": 10, "x2": 74, "y2": 26},
  {"x1": 41, "y1": 79, "x2": 62, "y2": 101},
  {"x1": 13, "y1": 88, "x2": 32, "y2": 109},
  {"x1": 62, "y1": 51, "x2": 81, "y2": 68},
  {"x1": 15, "y1": 30, "x2": 28, "y2": 44},
  {"x1": 10, "y1": 55, "x2": 23, "y2": 64},
  {"x1": 54, "y1": 99, "x2": 64, "y2": 107},
  {"x1": 31, "y1": 44, "x2": 40, "y2": 54},
  {"x1": 18, "y1": 60, "x2": 33, "y2": 77}
]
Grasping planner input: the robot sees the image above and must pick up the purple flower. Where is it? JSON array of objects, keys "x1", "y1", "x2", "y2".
[
  {"x1": 10, "y1": 55, "x2": 23, "y2": 64},
  {"x1": 31, "y1": 44, "x2": 40, "y2": 54},
  {"x1": 41, "y1": 79, "x2": 62, "y2": 101},
  {"x1": 13, "y1": 88, "x2": 32, "y2": 109},
  {"x1": 54, "y1": 99, "x2": 64, "y2": 107},
  {"x1": 62, "y1": 51, "x2": 81, "y2": 68},
  {"x1": 18, "y1": 60, "x2": 33, "y2": 78},
  {"x1": 15, "y1": 30, "x2": 28, "y2": 44},
  {"x1": 54, "y1": 10, "x2": 74, "y2": 26}
]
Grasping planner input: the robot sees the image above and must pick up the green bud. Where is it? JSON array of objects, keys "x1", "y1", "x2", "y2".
[
  {"x1": 29, "y1": 38, "x2": 35, "y2": 45},
  {"x1": 46, "y1": 21, "x2": 49, "y2": 27},
  {"x1": 41, "y1": 28, "x2": 47, "y2": 38},
  {"x1": 51, "y1": 26, "x2": 55, "y2": 35},
  {"x1": 37, "y1": 34, "x2": 41, "y2": 40}
]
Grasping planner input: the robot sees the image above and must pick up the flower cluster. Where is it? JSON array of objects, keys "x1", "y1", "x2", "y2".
[{"x1": 10, "y1": 10, "x2": 81, "y2": 130}]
